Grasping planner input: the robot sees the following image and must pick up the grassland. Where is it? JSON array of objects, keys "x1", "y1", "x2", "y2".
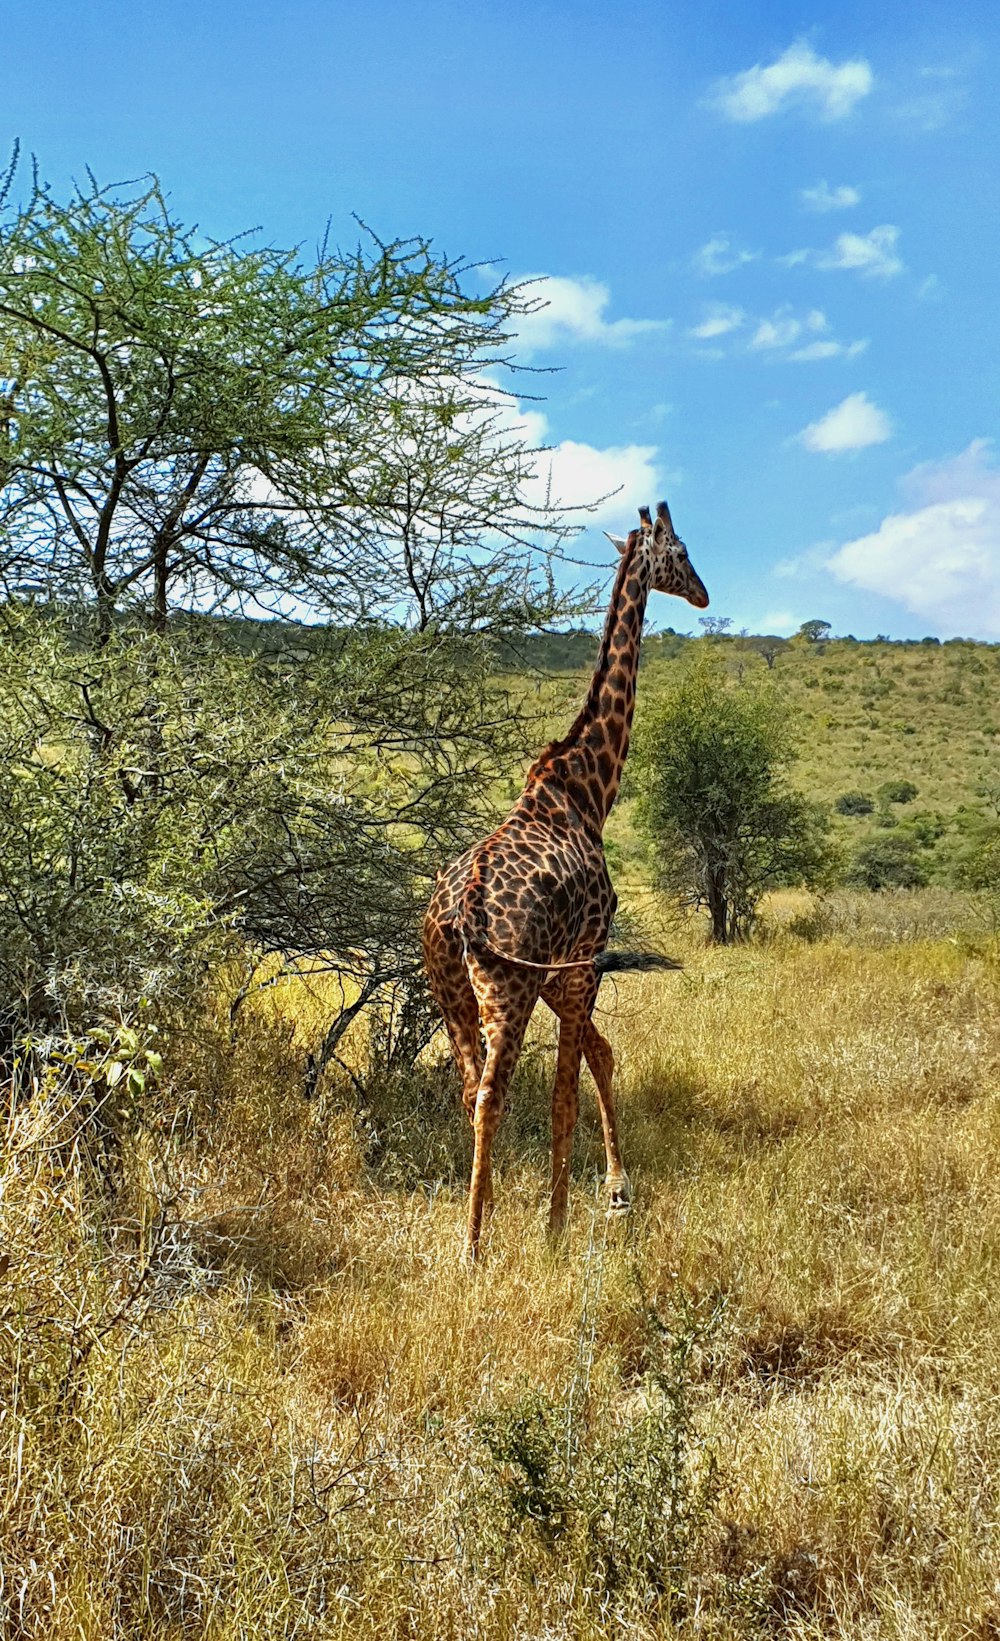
[
  {"x1": 5, "y1": 633, "x2": 1000, "y2": 1638},
  {"x1": 6, "y1": 887, "x2": 1000, "y2": 1639}
]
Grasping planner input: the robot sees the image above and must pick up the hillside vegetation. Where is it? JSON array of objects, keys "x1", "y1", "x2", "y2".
[{"x1": 507, "y1": 630, "x2": 1000, "y2": 898}]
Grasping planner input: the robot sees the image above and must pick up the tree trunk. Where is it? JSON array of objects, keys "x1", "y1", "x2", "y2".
[
  {"x1": 95, "y1": 570, "x2": 116, "y2": 647},
  {"x1": 705, "y1": 864, "x2": 729, "y2": 944}
]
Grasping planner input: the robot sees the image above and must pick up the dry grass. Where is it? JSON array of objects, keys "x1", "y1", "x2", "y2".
[{"x1": 4, "y1": 904, "x2": 1000, "y2": 1636}]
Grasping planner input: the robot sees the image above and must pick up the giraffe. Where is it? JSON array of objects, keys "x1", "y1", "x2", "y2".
[{"x1": 422, "y1": 500, "x2": 709, "y2": 1262}]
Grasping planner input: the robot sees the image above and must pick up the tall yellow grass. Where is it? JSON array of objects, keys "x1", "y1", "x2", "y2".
[{"x1": 4, "y1": 905, "x2": 1000, "y2": 1637}]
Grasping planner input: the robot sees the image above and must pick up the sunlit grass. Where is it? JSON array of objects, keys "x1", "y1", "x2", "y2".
[{"x1": 5, "y1": 900, "x2": 1000, "y2": 1635}]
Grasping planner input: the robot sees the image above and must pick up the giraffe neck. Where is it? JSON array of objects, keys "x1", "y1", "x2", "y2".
[{"x1": 533, "y1": 541, "x2": 651, "y2": 831}]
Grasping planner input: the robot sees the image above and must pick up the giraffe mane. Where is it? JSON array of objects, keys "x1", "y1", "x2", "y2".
[{"x1": 532, "y1": 532, "x2": 641, "y2": 770}]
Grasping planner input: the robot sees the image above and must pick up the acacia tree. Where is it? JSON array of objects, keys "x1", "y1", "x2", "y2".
[
  {"x1": 750, "y1": 635, "x2": 789, "y2": 671},
  {"x1": 633, "y1": 659, "x2": 831, "y2": 942},
  {"x1": 0, "y1": 154, "x2": 590, "y2": 1070},
  {"x1": 796, "y1": 619, "x2": 832, "y2": 645},
  {"x1": 0, "y1": 154, "x2": 572, "y2": 638}
]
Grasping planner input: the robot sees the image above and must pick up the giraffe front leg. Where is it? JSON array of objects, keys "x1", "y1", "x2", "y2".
[{"x1": 583, "y1": 1021, "x2": 631, "y2": 1217}]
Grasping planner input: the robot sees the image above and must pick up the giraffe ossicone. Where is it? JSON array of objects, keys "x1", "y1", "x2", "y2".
[{"x1": 422, "y1": 499, "x2": 709, "y2": 1263}]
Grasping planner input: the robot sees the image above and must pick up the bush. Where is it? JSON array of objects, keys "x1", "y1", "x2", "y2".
[
  {"x1": 847, "y1": 833, "x2": 928, "y2": 891},
  {"x1": 878, "y1": 779, "x2": 918, "y2": 805},
  {"x1": 836, "y1": 791, "x2": 874, "y2": 816},
  {"x1": 0, "y1": 606, "x2": 524, "y2": 1076},
  {"x1": 936, "y1": 807, "x2": 1000, "y2": 889}
]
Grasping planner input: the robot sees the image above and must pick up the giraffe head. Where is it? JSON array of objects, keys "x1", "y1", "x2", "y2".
[{"x1": 605, "y1": 499, "x2": 709, "y2": 608}]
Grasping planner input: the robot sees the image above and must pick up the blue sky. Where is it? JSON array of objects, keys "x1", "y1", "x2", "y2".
[{"x1": 4, "y1": 0, "x2": 999, "y2": 637}]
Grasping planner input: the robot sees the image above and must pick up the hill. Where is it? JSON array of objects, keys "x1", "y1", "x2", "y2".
[{"x1": 501, "y1": 630, "x2": 1000, "y2": 895}]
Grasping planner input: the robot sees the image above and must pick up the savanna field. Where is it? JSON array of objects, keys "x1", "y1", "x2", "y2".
[{"x1": 6, "y1": 633, "x2": 1000, "y2": 1640}]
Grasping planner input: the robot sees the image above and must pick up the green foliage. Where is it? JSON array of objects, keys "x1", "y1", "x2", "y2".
[
  {"x1": 0, "y1": 160, "x2": 573, "y2": 637},
  {"x1": 900, "y1": 810, "x2": 947, "y2": 849},
  {"x1": 936, "y1": 806, "x2": 1000, "y2": 890},
  {"x1": 475, "y1": 1293, "x2": 724, "y2": 1617},
  {"x1": 633, "y1": 657, "x2": 833, "y2": 942},
  {"x1": 878, "y1": 779, "x2": 918, "y2": 804},
  {"x1": 973, "y1": 836, "x2": 1000, "y2": 924},
  {"x1": 748, "y1": 635, "x2": 790, "y2": 670},
  {"x1": 796, "y1": 619, "x2": 832, "y2": 644},
  {"x1": 0, "y1": 606, "x2": 528, "y2": 1063},
  {"x1": 836, "y1": 790, "x2": 874, "y2": 816},
  {"x1": 847, "y1": 832, "x2": 929, "y2": 891}
]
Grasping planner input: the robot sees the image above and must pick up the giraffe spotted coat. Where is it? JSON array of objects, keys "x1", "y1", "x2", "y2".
[{"x1": 423, "y1": 502, "x2": 709, "y2": 1262}]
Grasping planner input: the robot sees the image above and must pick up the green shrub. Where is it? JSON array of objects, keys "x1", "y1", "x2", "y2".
[
  {"x1": 0, "y1": 606, "x2": 523, "y2": 1078},
  {"x1": 474, "y1": 1294, "x2": 724, "y2": 1615},
  {"x1": 633, "y1": 658, "x2": 833, "y2": 943},
  {"x1": 936, "y1": 807, "x2": 1000, "y2": 889},
  {"x1": 835, "y1": 791, "x2": 874, "y2": 816},
  {"x1": 847, "y1": 834, "x2": 928, "y2": 891},
  {"x1": 878, "y1": 779, "x2": 918, "y2": 804}
]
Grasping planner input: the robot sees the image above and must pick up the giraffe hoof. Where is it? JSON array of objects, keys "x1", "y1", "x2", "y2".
[{"x1": 605, "y1": 1175, "x2": 632, "y2": 1218}]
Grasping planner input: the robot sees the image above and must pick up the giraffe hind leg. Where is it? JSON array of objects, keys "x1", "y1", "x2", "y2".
[
  {"x1": 543, "y1": 982, "x2": 631, "y2": 1220},
  {"x1": 464, "y1": 956, "x2": 540, "y2": 1263},
  {"x1": 541, "y1": 971, "x2": 603, "y2": 1237},
  {"x1": 444, "y1": 983, "x2": 484, "y2": 1123},
  {"x1": 584, "y1": 1021, "x2": 631, "y2": 1217},
  {"x1": 424, "y1": 917, "x2": 484, "y2": 1120}
]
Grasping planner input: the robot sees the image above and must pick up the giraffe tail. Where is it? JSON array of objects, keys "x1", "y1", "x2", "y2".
[{"x1": 594, "y1": 950, "x2": 683, "y2": 976}]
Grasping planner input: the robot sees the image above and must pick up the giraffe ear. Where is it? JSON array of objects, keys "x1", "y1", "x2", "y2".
[{"x1": 604, "y1": 532, "x2": 629, "y2": 555}]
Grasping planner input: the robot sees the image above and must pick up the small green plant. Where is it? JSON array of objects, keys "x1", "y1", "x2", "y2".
[
  {"x1": 474, "y1": 1291, "x2": 725, "y2": 1618},
  {"x1": 477, "y1": 1392, "x2": 573, "y2": 1548}
]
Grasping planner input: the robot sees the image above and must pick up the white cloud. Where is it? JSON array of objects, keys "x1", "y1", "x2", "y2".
[
  {"x1": 758, "y1": 610, "x2": 799, "y2": 633},
  {"x1": 693, "y1": 235, "x2": 758, "y2": 277},
  {"x1": 493, "y1": 387, "x2": 661, "y2": 525},
  {"x1": 789, "y1": 340, "x2": 839, "y2": 361},
  {"x1": 798, "y1": 392, "x2": 893, "y2": 454},
  {"x1": 416, "y1": 375, "x2": 666, "y2": 531},
  {"x1": 800, "y1": 180, "x2": 861, "y2": 212},
  {"x1": 827, "y1": 441, "x2": 1000, "y2": 636},
  {"x1": 524, "y1": 439, "x2": 662, "y2": 526},
  {"x1": 891, "y1": 64, "x2": 968, "y2": 133},
  {"x1": 789, "y1": 338, "x2": 868, "y2": 362},
  {"x1": 818, "y1": 225, "x2": 903, "y2": 279},
  {"x1": 514, "y1": 275, "x2": 670, "y2": 355},
  {"x1": 751, "y1": 307, "x2": 828, "y2": 350},
  {"x1": 773, "y1": 543, "x2": 838, "y2": 578},
  {"x1": 743, "y1": 308, "x2": 865, "y2": 362},
  {"x1": 690, "y1": 303, "x2": 745, "y2": 339},
  {"x1": 711, "y1": 41, "x2": 874, "y2": 123}
]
